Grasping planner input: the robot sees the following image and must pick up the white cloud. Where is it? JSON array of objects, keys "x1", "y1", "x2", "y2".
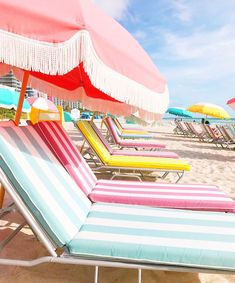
[
  {"x1": 156, "y1": 24, "x2": 235, "y2": 83},
  {"x1": 92, "y1": 0, "x2": 131, "y2": 20},
  {"x1": 171, "y1": 0, "x2": 192, "y2": 22}
]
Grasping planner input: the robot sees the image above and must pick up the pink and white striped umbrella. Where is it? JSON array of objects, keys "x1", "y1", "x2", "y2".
[
  {"x1": 27, "y1": 97, "x2": 58, "y2": 112},
  {"x1": 227, "y1": 98, "x2": 235, "y2": 111}
]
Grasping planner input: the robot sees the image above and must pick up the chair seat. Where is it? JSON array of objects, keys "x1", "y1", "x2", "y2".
[
  {"x1": 106, "y1": 155, "x2": 190, "y2": 171},
  {"x1": 88, "y1": 180, "x2": 235, "y2": 212},
  {"x1": 68, "y1": 203, "x2": 235, "y2": 271}
]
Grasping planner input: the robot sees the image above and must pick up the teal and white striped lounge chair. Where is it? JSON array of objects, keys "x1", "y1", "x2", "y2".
[{"x1": 1, "y1": 125, "x2": 235, "y2": 283}]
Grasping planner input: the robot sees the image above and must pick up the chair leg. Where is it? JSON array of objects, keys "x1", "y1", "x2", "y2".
[
  {"x1": 0, "y1": 183, "x2": 5, "y2": 209},
  {"x1": 138, "y1": 268, "x2": 142, "y2": 283},
  {"x1": 94, "y1": 266, "x2": 99, "y2": 283}
]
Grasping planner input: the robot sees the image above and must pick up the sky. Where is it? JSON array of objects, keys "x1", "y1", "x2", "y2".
[{"x1": 92, "y1": 0, "x2": 235, "y2": 117}]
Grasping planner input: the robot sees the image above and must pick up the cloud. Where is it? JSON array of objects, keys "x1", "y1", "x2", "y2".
[
  {"x1": 171, "y1": 0, "x2": 192, "y2": 22},
  {"x1": 92, "y1": 0, "x2": 131, "y2": 20}
]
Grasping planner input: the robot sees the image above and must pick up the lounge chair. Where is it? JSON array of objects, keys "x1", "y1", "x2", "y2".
[
  {"x1": 105, "y1": 117, "x2": 166, "y2": 150},
  {"x1": 33, "y1": 121, "x2": 235, "y2": 212},
  {"x1": 2, "y1": 125, "x2": 235, "y2": 281},
  {"x1": 76, "y1": 120, "x2": 190, "y2": 182},
  {"x1": 113, "y1": 117, "x2": 152, "y2": 135},
  {"x1": 106, "y1": 117, "x2": 155, "y2": 139},
  {"x1": 90, "y1": 121, "x2": 179, "y2": 159}
]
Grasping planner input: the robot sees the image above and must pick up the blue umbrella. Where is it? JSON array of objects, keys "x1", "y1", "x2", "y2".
[
  {"x1": 0, "y1": 86, "x2": 31, "y2": 113},
  {"x1": 167, "y1": 107, "x2": 193, "y2": 118}
]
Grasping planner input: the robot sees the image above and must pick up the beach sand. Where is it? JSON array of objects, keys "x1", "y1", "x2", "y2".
[{"x1": 1, "y1": 121, "x2": 235, "y2": 283}]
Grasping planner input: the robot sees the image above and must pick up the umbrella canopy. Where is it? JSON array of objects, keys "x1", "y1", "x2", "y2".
[
  {"x1": 64, "y1": 111, "x2": 73, "y2": 122},
  {"x1": 187, "y1": 103, "x2": 230, "y2": 119},
  {"x1": 167, "y1": 107, "x2": 192, "y2": 118},
  {"x1": 227, "y1": 98, "x2": 235, "y2": 111},
  {"x1": 0, "y1": 0, "x2": 168, "y2": 120},
  {"x1": 27, "y1": 97, "x2": 58, "y2": 112},
  {"x1": 0, "y1": 85, "x2": 30, "y2": 112}
]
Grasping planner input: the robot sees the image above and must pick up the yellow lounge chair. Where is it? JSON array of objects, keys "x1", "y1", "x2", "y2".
[{"x1": 77, "y1": 121, "x2": 190, "y2": 183}]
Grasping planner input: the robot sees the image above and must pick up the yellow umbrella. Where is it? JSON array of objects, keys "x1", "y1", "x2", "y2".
[{"x1": 187, "y1": 102, "x2": 230, "y2": 119}]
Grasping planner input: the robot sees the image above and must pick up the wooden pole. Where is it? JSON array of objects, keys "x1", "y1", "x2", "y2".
[
  {"x1": 15, "y1": 71, "x2": 30, "y2": 125},
  {"x1": 0, "y1": 183, "x2": 5, "y2": 208}
]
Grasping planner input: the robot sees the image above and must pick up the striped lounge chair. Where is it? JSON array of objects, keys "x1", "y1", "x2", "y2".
[
  {"x1": 76, "y1": 120, "x2": 190, "y2": 182},
  {"x1": 105, "y1": 116, "x2": 166, "y2": 149},
  {"x1": 33, "y1": 121, "x2": 235, "y2": 212},
  {"x1": 2, "y1": 125, "x2": 235, "y2": 282},
  {"x1": 90, "y1": 121, "x2": 179, "y2": 159}
]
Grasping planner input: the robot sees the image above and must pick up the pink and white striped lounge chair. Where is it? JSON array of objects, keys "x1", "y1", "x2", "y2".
[
  {"x1": 105, "y1": 117, "x2": 166, "y2": 150},
  {"x1": 33, "y1": 121, "x2": 235, "y2": 212}
]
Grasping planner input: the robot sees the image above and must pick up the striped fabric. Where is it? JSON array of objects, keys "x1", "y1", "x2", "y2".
[
  {"x1": 77, "y1": 121, "x2": 190, "y2": 171},
  {"x1": 90, "y1": 180, "x2": 235, "y2": 212},
  {"x1": 68, "y1": 202, "x2": 235, "y2": 271},
  {"x1": 105, "y1": 117, "x2": 166, "y2": 148},
  {"x1": 33, "y1": 122, "x2": 235, "y2": 212},
  {"x1": 34, "y1": 121, "x2": 97, "y2": 196},
  {"x1": 91, "y1": 122, "x2": 179, "y2": 158},
  {"x1": 0, "y1": 126, "x2": 91, "y2": 246}
]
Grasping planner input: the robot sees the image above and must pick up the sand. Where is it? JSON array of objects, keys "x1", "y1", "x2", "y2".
[{"x1": 1, "y1": 121, "x2": 235, "y2": 283}]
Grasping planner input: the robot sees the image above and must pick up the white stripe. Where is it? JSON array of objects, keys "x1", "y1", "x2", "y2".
[
  {"x1": 91, "y1": 204, "x2": 235, "y2": 222},
  {"x1": 94, "y1": 186, "x2": 224, "y2": 195},
  {"x1": 91, "y1": 191, "x2": 230, "y2": 201},
  {"x1": 86, "y1": 217, "x2": 235, "y2": 235},
  {"x1": 76, "y1": 231, "x2": 235, "y2": 252}
]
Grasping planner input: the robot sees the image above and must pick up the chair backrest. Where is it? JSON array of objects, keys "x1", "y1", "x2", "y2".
[
  {"x1": 104, "y1": 117, "x2": 121, "y2": 143},
  {"x1": 77, "y1": 121, "x2": 111, "y2": 163},
  {"x1": 0, "y1": 120, "x2": 16, "y2": 127},
  {"x1": 90, "y1": 121, "x2": 114, "y2": 154},
  {"x1": 0, "y1": 125, "x2": 91, "y2": 247},
  {"x1": 34, "y1": 121, "x2": 97, "y2": 196}
]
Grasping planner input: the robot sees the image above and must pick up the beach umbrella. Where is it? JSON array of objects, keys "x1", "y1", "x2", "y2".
[
  {"x1": 27, "y1": 97, "x2": 58, "y2": 113},
  {"x1": 167, "y1": 107, "x2": 193, "y2": 118},
  {"x1": 227, "y1": 98, "x2": 235, "y2": 111},
  {"x1": 0, "y1": 86, "x2": 30, "y2": 113},
  {"x1": 187, "y1": 103, "x2": 230, "y2": 119},
  {"x1": 0, "y1": 0, "x2": 169, "y2": 125},
  {"x1": 64, "y1": 111, "x2": 73, "y2": 122}
]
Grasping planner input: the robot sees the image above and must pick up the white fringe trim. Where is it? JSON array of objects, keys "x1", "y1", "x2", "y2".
[{"x1": 0, "y1": 29, "x2": 169, "y2": 115}]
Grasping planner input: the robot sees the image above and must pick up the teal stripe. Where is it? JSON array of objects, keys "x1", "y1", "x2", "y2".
[
  {"x1": 68, "y1": 239, "x2": 235, "y2": 270},
  {"x1": 6, "y1": 128, "x2": 88, "y2": 227},
  {"x1": 88, "y1": 211, "x2": 235, "y2": 228},
  {"x1": 80, "y1": 224, "x2": 235, "y2": 242}
]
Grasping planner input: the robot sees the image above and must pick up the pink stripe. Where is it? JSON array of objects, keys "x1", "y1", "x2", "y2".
[
  {"x1": 113, "y1": 149, "x2": 179, "y2": 158},
  {"x1": 89, "y1": 193, "x2": 235, "y2": 212}
]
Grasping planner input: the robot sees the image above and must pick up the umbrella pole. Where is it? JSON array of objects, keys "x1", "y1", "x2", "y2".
[
  {"x1": 15, "y1": 71, "x2": 30, "y2": 126},
  {"x1": 0, "y1": 183, "x2": 5, "y2": 208}
]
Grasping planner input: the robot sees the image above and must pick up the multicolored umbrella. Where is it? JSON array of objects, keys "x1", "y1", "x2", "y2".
[
  {"x1": 0, "y1": 86, "x2": 30, "y2": 112},
  {"x1": 187, "y1": 103, "x2": 230, "y2": 119},
  {"x1": 0, "y1": 0, "x2": 169, "y2": 123},
  {"x1": 27, "y1": 97, "x2": 58, "y2": 112},
  {"x1": 167, "y1": 107, "x2": 193, "y2": 118},
  {"x1": 227, "y1": 98, "x2": 235, "y2": 111}
]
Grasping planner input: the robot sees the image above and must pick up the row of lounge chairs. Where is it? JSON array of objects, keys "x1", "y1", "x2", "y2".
[
  {"x1": 1, "y1": 120, "x2": 235, "y2": 281},
  {"x1": 174, "y1": 120, "x2": 235, "y2": 149}
]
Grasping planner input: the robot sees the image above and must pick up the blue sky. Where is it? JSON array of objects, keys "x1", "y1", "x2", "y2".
[{"x1": 93, "y1": 0, "x2": 235, "y2": 117}]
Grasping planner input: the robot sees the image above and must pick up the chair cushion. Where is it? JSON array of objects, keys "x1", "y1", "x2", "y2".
[
  {"x1": 34, "y1": 121, "x2": 97, "y2": 195},
  {"x1": 68, "y1": 202, "x2": 235, "y2": 271},
  {"x1": 0, "y1": 125, "x2": 91, "y2": 246},
  {"x1": 89, "y1": 180, "x2": 235, "y2": 212}
]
